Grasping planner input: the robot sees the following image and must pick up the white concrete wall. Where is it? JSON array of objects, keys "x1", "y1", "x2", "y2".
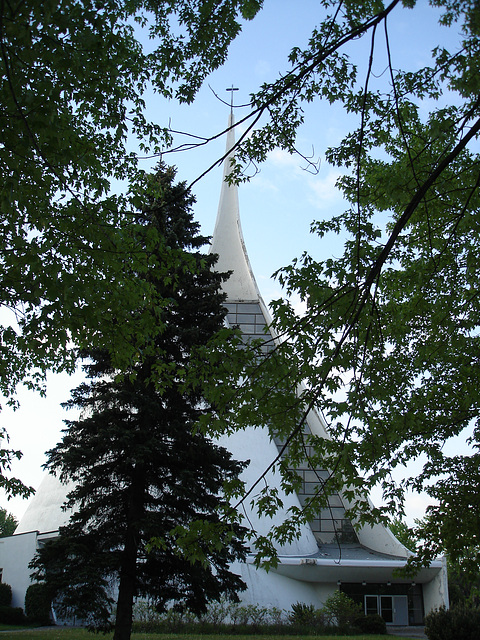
[
  {"x1": 218, "y1": 427, "x2": 318, "y2": 556},
  {"x1": 232, "y1": 560, "x2": 337, "y2": 613},
  {"x1": 423, "y1": 557, "x2": 449, "y2": 614},
  {"x1": 0, "y1": 531, "x2": 38, "y2": 609}
]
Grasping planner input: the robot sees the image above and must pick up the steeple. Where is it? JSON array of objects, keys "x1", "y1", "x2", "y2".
[
  {"x1": 210, "y1": 108, "x2": 411, "y2": 557},
  {"x1": 210, "y1": 111, "x2": 259, "y2": 302}
]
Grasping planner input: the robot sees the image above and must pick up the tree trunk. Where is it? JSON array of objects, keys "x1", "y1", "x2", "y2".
[
  {"x1": 113, "y1": 528, "x2": 138, "y2": 640},
  {"x1": 113, "y1": 477, "x2": 144, "y2": 640}
]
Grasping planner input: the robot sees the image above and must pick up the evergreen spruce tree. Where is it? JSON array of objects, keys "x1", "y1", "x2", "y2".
[{"x1": 30, "y1": 165, "x2": 248, "y2": 640}]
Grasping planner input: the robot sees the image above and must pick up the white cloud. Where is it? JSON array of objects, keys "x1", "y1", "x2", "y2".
[
  {"x1": 290, "y1": 292, "x2": 307, "y2": 317},
  {"x1": 267, "y1": 148, "x2": 302, "y2": 170},
  {"x1": 262, "y1": 153, "x2": 345, "y2": 210},
  {"x1": 404, "y1": 491, "x2": 435, "y2": 525},
  {"x1": 307, "y1": 170, "x2": 344, "y2": 210},
  {"x1": 254, "y1": 59, "x2": 272, "y2": 78},
  {"x1": 247, "y1": 175, "x2": 279, "y2": 193}
]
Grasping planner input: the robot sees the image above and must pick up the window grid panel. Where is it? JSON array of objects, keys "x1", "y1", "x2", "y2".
[{"x1": 227, "y1": 301, "x2": 357, "y2": 544}]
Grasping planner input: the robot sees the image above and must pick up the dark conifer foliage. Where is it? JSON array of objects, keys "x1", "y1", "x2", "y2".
[{"x1": 30, "y1": 165, "x2": 247, "y2": 640}]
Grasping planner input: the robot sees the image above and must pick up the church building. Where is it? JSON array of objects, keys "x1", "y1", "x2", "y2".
[{"x1": 0, "y1": 110, "x2": 448, "y2": 627}]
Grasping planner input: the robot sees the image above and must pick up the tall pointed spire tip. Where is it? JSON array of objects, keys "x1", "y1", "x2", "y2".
[
  {"x1": 226, "y1": 85, "x2": 239, "y2": 113},
  {"x1": 210, "y1": 100, "x2": 259, "y2": 302}
]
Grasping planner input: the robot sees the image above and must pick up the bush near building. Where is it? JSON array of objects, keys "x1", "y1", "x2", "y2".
[
  {"x1": 24, "y1": 583, "x2": 52, "y2": 626},
  {"x1": 0, "y1": 582, "x2": 27, "y2": 625},
  {"x1": 425, "y1": 605, "x2": 480, "y2": 640},
  {"x1": 0, "y1": 605, "x2": 26, "y2": 625},
  {"x1": 0, "y1": 582, "x2": 12, "y2": 606},
  {"x1": 131, "y1": 594, "x2": 387, "y2": 636}
]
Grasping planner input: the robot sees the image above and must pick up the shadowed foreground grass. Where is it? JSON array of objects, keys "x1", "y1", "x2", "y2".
[{"x1": 0, "y1": 630, "x2": 420, "y2": 640}]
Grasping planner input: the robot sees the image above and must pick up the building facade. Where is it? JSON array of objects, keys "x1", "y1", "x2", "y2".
[{"x1": 0, "y1": 111, "x2": 448, "y2": 626}]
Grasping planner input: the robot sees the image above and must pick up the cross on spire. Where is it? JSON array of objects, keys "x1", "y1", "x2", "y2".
[{"x1": 226, "y1": 85, "x2": 239, "y2": 111}]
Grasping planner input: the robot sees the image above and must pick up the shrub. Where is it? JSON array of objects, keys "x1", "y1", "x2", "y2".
[
  {"x1": 425, "y1": 605, "x2": 480, "y2": 640},
  {"x1": 0, "y1": 582, "x2": 12, "y2": 606},
  {"x1": 24, "y1": 583, "x2": 52, "y2": 625},
  {"x1": 288, "y1": 602, "x2": 315, "y2": 625},
  {"x1": 322, "y1": 590, "x2": 363, "y2": 628},
  {"x1": 132, "y1": 599, "x2": 162, "y2": 623},
  {"x1": 354, "y1": 613, "x2": 387, "y2": 634},
  {"x1": 265, "y1": 606, "x2": 285, "y2": 625},
  {"x1": 288, "y1": 602, "x2": 326, "y2": 630},
  {"x1": 235, "y1": 604, "x2": 268, "y2": 626},
  {"x1": 199, "y1": 598, "x2": 231, "y2": 624},
  {"x1": 0, "y1": 605, "x2": 26, "y2": 625}
]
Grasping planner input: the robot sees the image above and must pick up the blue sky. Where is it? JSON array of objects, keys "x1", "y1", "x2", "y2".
[{"x1": 2, "y1": 1, "x2": 463, "y2": 523}]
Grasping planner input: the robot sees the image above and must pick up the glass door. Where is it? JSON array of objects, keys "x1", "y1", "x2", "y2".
[
  {"x1": 365, "y1": 595, "x2": 409, "y2": 626},
  {"x1": 365, "y1": 595, "x2": 379, "y2": 616},
  {"x1": 380, "y1": 596, "x2": 393, "y2": 623}
]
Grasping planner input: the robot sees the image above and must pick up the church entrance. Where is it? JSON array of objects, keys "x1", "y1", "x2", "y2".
[
  {"x1": 365, "y1": 594, "x2": 409, "y2": 625},
  {"x1": 342, "y1": 581, "x2": 424, "y2": 625}
]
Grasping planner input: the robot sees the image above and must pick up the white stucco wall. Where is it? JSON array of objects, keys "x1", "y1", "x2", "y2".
[
  {"x1": 423, "y1": 556, "x2": 449, "y2": 614},
  {"x1": 218, "y1": 427, "x2": 318, "y2": 557},
  {"x1": 0, "y1": 531, "x2": 38, "y2": 609},
  {"x1": 232, "y1": 560, "x2": 337, "y2": 612}
]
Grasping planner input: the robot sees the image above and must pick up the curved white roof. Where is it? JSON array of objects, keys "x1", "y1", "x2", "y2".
[{"x1": 15, "y1": 473, "x2": 73, "y2": 534}]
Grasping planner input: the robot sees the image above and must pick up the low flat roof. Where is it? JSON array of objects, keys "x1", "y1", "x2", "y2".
[{"x1": 248, "y1": 543, "x2": 443, "y2": 584}]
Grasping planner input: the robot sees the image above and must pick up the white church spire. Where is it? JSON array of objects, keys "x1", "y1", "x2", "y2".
[{"x1": 210, "y1": 109, "x2": 260, "y2": 302}]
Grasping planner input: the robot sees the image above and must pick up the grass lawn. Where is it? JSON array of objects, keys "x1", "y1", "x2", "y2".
[{"x1": 0, "y1": 631, "x2": 421, "y2": 640}]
